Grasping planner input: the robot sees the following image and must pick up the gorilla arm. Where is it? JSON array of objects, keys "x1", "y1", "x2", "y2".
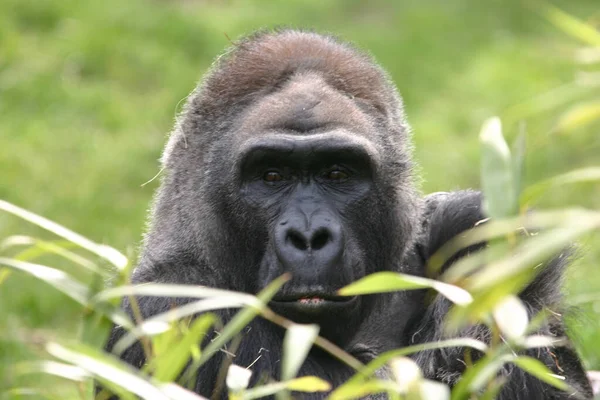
[{"x1": 407, "y1": 191, "x2": 593, "y2": 399}]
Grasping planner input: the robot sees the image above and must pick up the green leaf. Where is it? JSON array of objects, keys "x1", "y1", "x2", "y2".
[
  {"x1": 0, "y1": 257, "x2": 132, "y2": 331},
  {"x1": 512, "y1": 356, "x2": 570, "y2": 391},
  {"x1": 521, "y1": 167, "x2": 600, "y2": 207},
  {"x1": 1, "y1": 236, "x2": 107, "y2": 277},
  {"x1": 540, "y1": 4, "x2": 600, "y2": 46},
  {"x1": 238, "y1": 376, "x2": 331, "y2": 400},
  {"x1": 479, "y1": 117, "x2": 517, "y2": 219},
  {"x1": 493, "y1": 295, "x2": 529, "y2": 340},
  {"x1": 438, "y1": 208, "x2": 600, "y2": 283},
  {"x1": 281, "y1": 323, "x2": 319, "y2": 380},
  {"x1": 2, "y1": 388, "x2": 55, "y2": 400},
  {"x1": 0, "y1": 257, "x2": 90, "y2": 306},
  {"x1": 451, "y1": 354, "x2": 515, "y2": 400},
  {"x1": 151, "y1": 314, "x2": 216, "y2": 382},
  {"x1": 338, "y1": 272, "x2": 472, "y2": 306},
  {"x1": 180, "y1": 274, "x2": 290, "y2": 385},
  {"x1": 555, "y1": 101, "x2": 600, "y2": 133},
  {"x1": 419, "y1": 380, "x2": 450, "y2": 400},
  {"x1": 326, "y1": 379, "x2": 396, "y2": 400},
  {"x1": 16, "y1": 360, "x2": 90, "y2": 382},
  {"x1": 93, "y1": 283, "x2": 260, "y2": 306},
  {"x1": 503, "y1": 84, "x2": 588, "y2": 123},
  {"x1": 331, "y1": 338, "x2": 487, "y2": 398},
  {"x1": 389, "y1": 357, "x2": 422, "y2": 392},
  {"x1": 520, "y1": 335, "x2": 567, "y2": 349},
  {"x1": 159, "y1": 384, "x2": 208, "y2": 400},
  {"x1": 226, "y1": 364, "x2": 253, "y2": 392},
  {"x1": 0, "y1": 199, "x2": 128, "y2": 270},
  {"x1": 511, "y1": 129, "x2": 526, "y2": 199},
  {"x1": 46, "y1": 342, "x2": 168, "y2": 400},
  {"x1": 285, "y1": 376, "x2": 331, "y2": 392},
  {"x1": 112, "y1": 297, "x2": 245, "y2": 356},
  {"x1": 468, "y1": 224, "x2": 598, "y2": 292}
]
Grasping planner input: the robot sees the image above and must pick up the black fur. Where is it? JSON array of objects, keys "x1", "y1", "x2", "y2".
[
  {"x1": 103, "y1": 30, "x2": 592, "y2": 399},
  {"x1": 409, "y1": 191, "x2": 592, "y2": 399}
]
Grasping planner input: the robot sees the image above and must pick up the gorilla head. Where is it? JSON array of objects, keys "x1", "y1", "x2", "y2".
[{"x1": 138, "y1": 30, "x2": 421, "y2": 342}]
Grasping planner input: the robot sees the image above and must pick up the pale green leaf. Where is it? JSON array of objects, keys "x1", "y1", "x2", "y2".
[
  {"x1": 46, "y1": 342, "x2": 169, "y2": 400},
  {"x1": 555, "y1": 101, "x2": 600, "y2": 133},
  {"x1": 112, "y1": 297, "x2": 245, "y2": 356},
  {"x1": 419, "y1": 380, "x2": 450, "y2": 400},
  {"x1": 541, "y1": 4, "x2": 600, "y2": 46},
  {"x1": 226, "y1": 364, "x2": 253, "y2": 392},
  {"x1": 479, "y1": 117, "x2": 517, "y2": 219},
  {"x1": 180, "y1": 274, "x2": 290, "y2": 385},
  {"x1": 389, "y1": 357, "x2": 422, "y2": 392},
  {"x1": 512, "y1": 356, "x2": 569, "y2": 391},
  {"x1": 493, "y1": 295, "x2": 528, "y2": 340},
  {"x1": 0, "y1": 199, "x2": 128, "y2": 270},
  {"x1": 338, "y1": 272, "x2": 472, "y2": 306},
  {"x1": 332, "y1": 338, "x2": 487, "y2": 398},
  {"x1": 237, "y1": 376, "x2": 330, "y2": 400},
  {"x1": 0, "y1": 257, "x2": 90, "y2": 306},
  {"x1": 94, "y1": 283, "x2": 260, "y2": 306},
  {"x1": 521, "y1": 167, "x2": 600, "y2": 207},
  {"x1": 16, "y1": 360, "x2": 90, "y2": 382},
  {"x1": 285, "y1": 376, "x2": 331, "y2": 392},
  {"x1": 151, "y1": 314, "x2": 215, "y2": 382},
  {"x1": 282, "y1": 324, "x2": 319, "y2": 380}
]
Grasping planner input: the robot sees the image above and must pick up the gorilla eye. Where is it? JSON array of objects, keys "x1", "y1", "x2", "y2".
[
  {"x1": 263, "y1": 170, "x2": 284, "y2": 183},
  {"x1": 325, "y1": 169, "x2": 349, "y2": 181}
]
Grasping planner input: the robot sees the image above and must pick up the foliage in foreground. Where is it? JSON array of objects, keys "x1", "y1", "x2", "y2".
[
  {"x1": 1, "y1": 111, "x2": 599, "y2": 399},
  {"x1": 1, "y1": 4, "x2": 600, "y2": 400}
]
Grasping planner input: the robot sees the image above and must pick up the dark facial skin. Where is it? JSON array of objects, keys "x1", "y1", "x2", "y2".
[
  {"x1": 238, "y1": 133, "x2": 375, "y2": 324},
  {"x1": 202, "y1": 69, "x2": 416, "y2": 340}
]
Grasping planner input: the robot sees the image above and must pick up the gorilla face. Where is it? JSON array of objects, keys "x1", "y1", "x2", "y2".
[
  {"x1": 213, "y1": 73, "x2": 412, "y2": 335},
  {"x1": 240, "y1": 132, "x2": 371, "y2": 321},
  {"x1": 142, "y1": 32, "x2": 420, "y2": 342}
]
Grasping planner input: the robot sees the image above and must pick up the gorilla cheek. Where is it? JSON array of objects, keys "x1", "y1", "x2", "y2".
[{"x1": 257, "y1": 242, "x2": 283, "y2": 289}]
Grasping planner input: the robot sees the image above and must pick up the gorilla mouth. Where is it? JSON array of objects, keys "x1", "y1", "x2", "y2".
[
  {"x1": 273, "y1": 294, "x2": 352, "y2": 303},
  {"x1": 298, "y1": 297, "x2": 326, "y2": 305},
  {"x1": 270, "y1": 293, "x2": 358, "y2": 314}
]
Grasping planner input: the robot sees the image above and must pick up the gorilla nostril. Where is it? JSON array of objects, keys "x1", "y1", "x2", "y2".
[
  {"x1": 311, "y1": 228, "x2": 330, "y2": 250},
  {"x1": 287, "y1": 229, "x2": 308, "y2": 251}
]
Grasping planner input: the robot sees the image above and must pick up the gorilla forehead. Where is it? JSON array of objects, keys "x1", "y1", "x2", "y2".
[
  {"x1": 236, "y1": 72, "x2": 377, "y2": 136},
  {"x1": 162, "y1": 30, "x2": 410, "y2": 168}
]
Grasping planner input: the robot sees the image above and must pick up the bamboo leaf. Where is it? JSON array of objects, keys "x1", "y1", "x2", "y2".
[
  {"x1": 512, "y1": 356, "x2": 569, "y2": 391},
  {"x1": 282, "y1": 324, "x2": 319, "y2": 380},
  {"x1": 0, "y1": 199, "x2": 128, "y2": 270},
  {"x1": 479, "y1": 117, "x2": 517, "y2": 219},
  {"x1": 541, "y1": 4, "x2": 600, "y2": 46},
  {"x1": 338, "y1": 272, "x2": 472, "y2": 306}
]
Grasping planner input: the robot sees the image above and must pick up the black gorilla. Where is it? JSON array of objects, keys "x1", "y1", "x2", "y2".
[{"x1": 105, "y1": 30, "x2": 592, "y2": 399}]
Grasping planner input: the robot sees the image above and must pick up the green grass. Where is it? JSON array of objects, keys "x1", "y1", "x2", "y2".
[{"x1": 1, "y1": 0, "x2": 599, "y2": 396}]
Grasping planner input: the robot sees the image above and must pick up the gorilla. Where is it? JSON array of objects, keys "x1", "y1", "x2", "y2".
[{"x1": 104, "y1": 30, "x2": 593, "y2": 399}]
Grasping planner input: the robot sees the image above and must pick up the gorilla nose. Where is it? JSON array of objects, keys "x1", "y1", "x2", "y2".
[
  {"x1": 287, "y1": 228, "x2": 331, "y2": 251},
  {"x1": 275, "y1": 220, "x2": 344, "y2": 274}
]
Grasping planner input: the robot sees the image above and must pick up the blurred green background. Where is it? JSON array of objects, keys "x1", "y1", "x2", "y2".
[{"x1": 1, "y1": 0, "x2": 599, "y2": 396}]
